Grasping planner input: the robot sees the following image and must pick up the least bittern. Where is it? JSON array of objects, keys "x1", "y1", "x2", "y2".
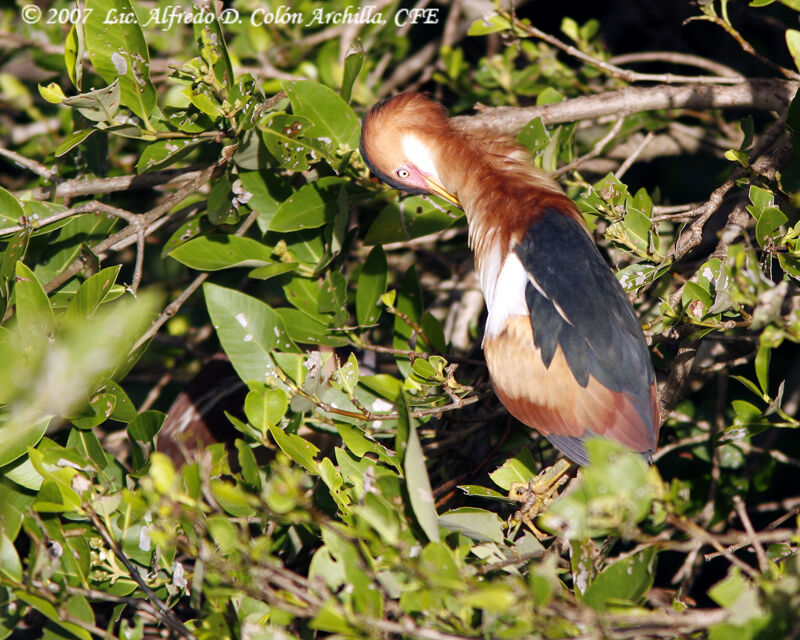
[{"x1": 360, "y1": 94, "x2": 659, "y2": 531}]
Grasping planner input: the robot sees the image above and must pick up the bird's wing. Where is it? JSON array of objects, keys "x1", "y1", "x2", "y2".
[{"x1": 486, "y1": 208, "x2": 658, "y2": 464}]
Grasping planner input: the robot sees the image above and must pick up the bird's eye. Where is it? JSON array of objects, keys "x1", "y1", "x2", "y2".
[{"x1": 396, "y1": 168, "x2": 410, "y2": 179}]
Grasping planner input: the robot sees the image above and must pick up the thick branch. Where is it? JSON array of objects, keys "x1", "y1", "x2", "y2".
[{"x1": 452, "y1": 79, "x2": 798, "y2": 134}]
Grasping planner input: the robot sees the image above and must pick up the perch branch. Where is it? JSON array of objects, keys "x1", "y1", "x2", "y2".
[{"x1": 452, "y1": 79, "x2": 798, "y2": 134}]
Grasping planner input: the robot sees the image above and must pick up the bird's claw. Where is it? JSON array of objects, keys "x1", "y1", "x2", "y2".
[{"x1": 508, "y1": 458, "x2": 572, "y2": 540}]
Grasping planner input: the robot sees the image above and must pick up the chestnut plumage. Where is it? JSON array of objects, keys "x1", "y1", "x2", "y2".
[{"x1": 360, "y1": 93, "x2": 659, "y2": 465}]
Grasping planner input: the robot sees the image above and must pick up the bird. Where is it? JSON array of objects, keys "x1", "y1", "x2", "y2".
[{"x1": 359, "y1": 93, "x2": 659, "y2": 471}]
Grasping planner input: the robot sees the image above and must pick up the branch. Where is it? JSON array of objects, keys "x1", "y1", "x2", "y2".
[
  {"x1": 85, "y1": 506, "x2": 197, "y2": 640},
  {"x1": 608, "y1": 51, "x2": 743, "y2": 78},
  {"x1": 30, "y1": 166, "x2": 206, "y2": 201},
  {"x1": 0, "y1": 146, "x2": 54, "y2": 180},
  {"x1": 129, "y1": 207, "x2": 260, "y2": 354},
  {"x1": 506, "y1": 15, "x2": 746, "y2": 85},
  {"x1": 452, "y1": 79, "x2": 798, "y2": 134},
  {"x1": 43, "y1": 165, "x2": 218, "y2": 294},
  {"x1": 552, "y1": 118, "x2": 625, "y2": 177}
]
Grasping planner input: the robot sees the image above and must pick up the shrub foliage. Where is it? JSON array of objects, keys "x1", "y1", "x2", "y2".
[{"x1": 1, "y1": 0, "x2": 800, "y2": 638}]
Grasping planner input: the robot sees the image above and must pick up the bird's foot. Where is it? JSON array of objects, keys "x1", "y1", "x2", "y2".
[{"x1": 509, "y1": 458, "x2": 573, "y2": 540}]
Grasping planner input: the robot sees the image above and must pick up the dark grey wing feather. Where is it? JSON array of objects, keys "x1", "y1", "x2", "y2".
[{"x1": 514, "y1": 209, "x2": 655, "y2": 426}]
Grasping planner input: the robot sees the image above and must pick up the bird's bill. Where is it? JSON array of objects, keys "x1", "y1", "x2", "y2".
[{"x1": 423, "y1": 176, "x2": 461, "y2": 209}]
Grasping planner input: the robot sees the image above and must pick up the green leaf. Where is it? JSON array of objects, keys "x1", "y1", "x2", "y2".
[
  {"x1": 356, "y1": 246, "x2": 388, "y2": 326},
  {"x1": 84, "y1": 0, "x2": 156, "y2": 122},
  {"x1": 364, "y1": 196, "x2": 463, "y2": 245},
  {"x1": 55, "y1": 129, "x2": 97, "y2": 157},
  {"x1": 169, "y1": 235, "x2": 272, "y2": 271},
  {"x1": 458, "y1": 484, "x2": 507, "y2": 499},
  {"x1": 748, "y1": 185, "x2": 774, "y2": 211},
  {"x1": 787, "y1": 29, "x2": 800, "y2": 72},
  {"x1": 489, "y1": 449, "x2": 539, "y2": 491},
  {"x1": 204, "y1": 283, "x2": 299, "y2": 385},
  {"x1": 754, "y1": 206, "x2": 787, "y2": 247},
  {"x1": 581, "y1": 547, "x2": 657, "y2": 610},
  {"x1": 341, "y1": 44, "x2": 364, "y2": 103},
  {"x1": 754, "y1": 344, "x2": 770, "y2": 395},
  {"x1": 268, "y1": 177, "x2": 346, "y2": 232},
  {"x1": 0, "y1": 187, "x2": 24, "y2": 230},
  {"x1": 261, "y1": 113, "x2": 329, "y2": 172},
  {"x1": 282, "y1": 80, "x2": 360, "y2": 149},
  {"x1": 14, "y1": 591, "x2": 91, "y2": 640},
  {"x1": 468, "y1": 13, "x2": 511, "y2": 35},
  {"x1": 439, "y1": 507, "x2": 504, "y2": 543},
  {"x1": 239, "y1": 170, "x2": 293, "y2": 232},
  {"x1": 63, "y1": 265, "x2": 121, "y2": 324},
  {"x1": 400, "y1": 391, "x2": 440, "y2": 543},
  {"x1": 39, "y1": 82, "x2": 66, "y2": 104},
  {"x1": 61, "y1": 81, "x2": 120, "y2": 122},
  {"x1": 517, "y1": 117, "x2": 550, "y2": 153},
  {"x1": 15, "y1": 261, "x2": 56, "y2": 340},
  {"x1": 0, "y1": 533, "x2": 22, "y2": 581},
  {"x1": 136, "y1": 138, "x2": 204, "y2": 174},
  {"x1": 248, "y1": 262, "x2": 298, "y2": 281},
  {"x1": 268, "y1": 424, "x2": 319, "y2": 473}
]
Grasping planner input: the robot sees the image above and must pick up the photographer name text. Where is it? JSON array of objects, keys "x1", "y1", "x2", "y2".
[{"x1": 21, "y1": 4, "x2": 440, "y2": 28}]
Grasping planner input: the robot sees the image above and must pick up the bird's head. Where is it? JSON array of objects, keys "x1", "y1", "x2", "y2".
[{"x1": 360, "y1": 93, "x2": 461, "y2": 208}]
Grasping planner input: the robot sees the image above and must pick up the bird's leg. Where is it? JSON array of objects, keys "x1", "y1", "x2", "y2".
[{"x1": 509, "y1": 458, "x2": 573, "y2": 540}]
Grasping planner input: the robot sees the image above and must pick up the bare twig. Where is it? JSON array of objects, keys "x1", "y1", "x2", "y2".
[
  {"x1": 701, "y1": 14, "x2": 800, "y2": 81},
  {"x1": 85, "y1": 506, "x2": 197, "y2": 640},
  {"x1": 553, "y1": 118, "x2": 625, "y2": 177},
  {"x1": 732, "y1": 495, "x2": 770, "y2": 573},
  {"x1": 129, "y1": 207, "x2": 260, "y2": 354},
  {"x1": 608, "y1": 51, "x2": 742, "y2": 78},
  {"x1": 0, "y1": 146, "x2": 54, "y2": 179},
  {"x1": 29, "y1": 167, "x2": 205, "y2": 201},
  {"x1": 667, "y1": 514, "x2": 758, "y2": 578},
  {"x1": 43, "y1": 165, "x2": 219, "y2": 295},
  {"x1": 502, "y1": 12, "x2": 751, "y2": 85},
  {"x1": 615, "y1": 131, "x2": 656, "y2": 179}
]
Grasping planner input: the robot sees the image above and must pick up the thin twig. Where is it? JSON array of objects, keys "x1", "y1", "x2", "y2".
[
  {"x1": 29, "y1": 166, "x2": 205, "y2": 201},
  {"x1": 732, "y1": 495, "x2": 770, "y2": 573},
  {"x1": 608, "y1": 51, "x2": 742, "y2": 78},
  {"x1": 85, "y1": 506, "x2": 197, "y2": 640},
  {"x1": 43, "y1": 165, "x2": 219, "y2": 294},
  {"x1": 615, "y1": 131, "x2": 656, "y2": 179},
  {"x1": 502, "y1": 11, "x2": 749, "y2": 85},
  {"x1": 553, "y1": 118, "x2": 625, "y2": 177},
  {"x1": 0, "y1": 146, "x2": 55, "y2": 179},
  {"x1": 701, "y1": 14, "x2": 800, "y2": 81},
  {"x1": 667, "y1": 514, "x2": 758, "y2": 578},
  {"x1": 129, "y1": 207, "x2": 260, "y2": 354}
]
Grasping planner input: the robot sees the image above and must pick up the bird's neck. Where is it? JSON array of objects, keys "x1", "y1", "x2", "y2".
[{"x1": 435, "y1": 138, "x2": 581, "y2": 271}]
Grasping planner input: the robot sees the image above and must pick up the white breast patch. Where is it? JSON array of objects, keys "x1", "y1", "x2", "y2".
[{"x1": 482, "y1": 251, "x2": 529, "y2": 339}]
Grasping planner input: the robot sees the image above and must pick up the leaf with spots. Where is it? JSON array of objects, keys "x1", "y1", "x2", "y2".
[
  {"x1": 136, "y1": 138, "x2": 205, "y2": 174},
  {"x1": 0, "y1": 187, "x2": 23, "y2": 230},
  {"x1": 269, "y1": 177, "x2": 347, "y2": 233},
  {"x1": 204, "y1": 283, "x2": 300, "y2": 387},
  {"x1": 261, "y1": 113, "x2": 330, "y2": 172},
  {"x1": 85, "y1": 0, "x2": 156, "y2": 122},
  {"x1": 61, "y1": 81, "x2": 120, "y2": 123},
  {"x1": 282, "y1": 80, "x2": 360, "y2": 149}
]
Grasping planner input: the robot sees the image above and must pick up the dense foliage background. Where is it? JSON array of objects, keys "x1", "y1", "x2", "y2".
[{"x1": 1, "y1": 0, "x2": 799, "y2": 637}]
